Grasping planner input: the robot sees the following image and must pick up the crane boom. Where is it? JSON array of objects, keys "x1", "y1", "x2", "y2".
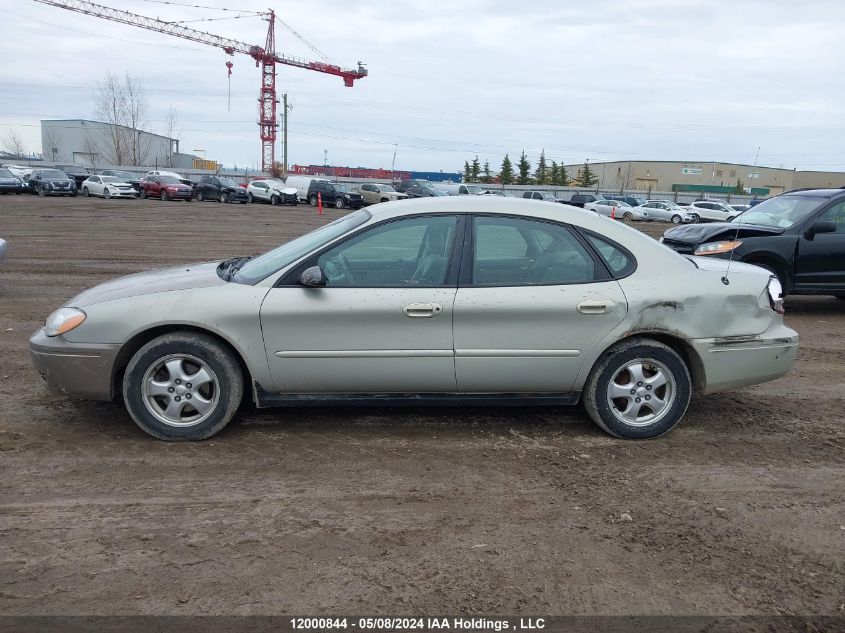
[{"x1": 30, "y1": 0, "x2": 368, "y2": 170}]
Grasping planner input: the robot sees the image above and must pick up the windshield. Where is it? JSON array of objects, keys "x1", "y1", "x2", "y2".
[
  {"x1": 465, "y1": 185, "x2": 483, "y2": 194},
  {"x1": 114, "y1": 171, "x2": 135, "y2": 179},
  {"x1": 101, "y1": 176, "x2": 122, "y2": 183},
  {"x1": 233, "y1": 210, "x2": 371, "y2": 284},
  {"x1": 332, "y1": 183, "x2": 350, "y2": 192},
  {"x1": 734, "y1": 195, "x2": 823, "y2": 229},
  {"x1": 42, "y1": 170, "x2": 68, "y2": 179},
  {"x1": 219, "y1": 178, "x2": 238, "y2": 188},
  {"x1": 160, "y1": 176, "x2": 181, "y2": 185},
  {"x1": 379, "y1": 184, "x2": 397, "y2": 193},
  {"x1": 0, "y1": 169, "x2": 13, "y2": 178},
  {"x1": 261, "y1": 179, "x2": 284, "y2": 188},
  {"x1": 426, "y1": 187, "x2": 447, "y2": 196}
]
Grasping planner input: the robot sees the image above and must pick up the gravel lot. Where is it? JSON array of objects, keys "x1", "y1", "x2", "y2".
[{"x1": 0, "y1": 195, "x2": 842, "y2": 616}]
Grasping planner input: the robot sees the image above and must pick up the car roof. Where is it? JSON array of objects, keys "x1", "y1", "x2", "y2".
[{"x1": 781, "y1": 188, "x2": 845, "y2": 198}]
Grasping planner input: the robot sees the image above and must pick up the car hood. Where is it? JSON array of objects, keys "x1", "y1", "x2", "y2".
[
  {"x1": 663, "y1": 222, "x2": 785, "y2": 244},
  {"x1": 0, "y1": 176, "x2": 20, "y2": 183},
  {"x1": 66, "y1": 261, "x2": 226, "y2": 307}
]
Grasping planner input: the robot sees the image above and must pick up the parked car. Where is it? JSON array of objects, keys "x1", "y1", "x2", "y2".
[
  {"x1": 404, "y1": 184, "x2": 448, "y2": 198},
  {"x1": 100, "y1": 170, "x2": 142, "y2": 192},
  {"x1": 29, "y1": 196, "x2": 797, "y2": 442},
  {"x1": 730, "y1": 204, "x2": 751, "y2": 214},
  {"x1": 522, "y1": 191, "x2": 559, "y2": 202},
  {"x1": 194, "y1": 176, "x2": 248, "y2": 203},
  {"x1": 395, "y1": 179, "x2": 433, "y2": 193},
  {"x1": 81, "y1": 175, "x2": 137, "y2": 199},
  {"x1": 0, "y1": 168, "x2": 24, "y2": 194},
  {"x1": 439, "y1": 183, "x2": 484, "y2": 196},
  {"x1": 0, "y1": 237, "x2": 6, "y2": 263},
  {"x1": 686, "y1": 200, "x2": 740, "y2": 223},
  {"x1": 568, "y1": 193, "x2": 606, "y2": 208},
  {"x1": 636, "y1": 200, "x2": 696, "y2": 224},
  {"x1": 146, "y1": 170, "x2": 193, "y2": 188},
  {"x1": 1, "y1": 164, "x2": 32, "y2": 190},
  {"x1": 605, "y1": 194, "x2": 647, "y2": 208},
  {"x1": 284, "y1": 176, "x2": 328, "y2": 202},
  {"x1": 28, "y1": 168, "x2": 77, "y2": 196},
  {"x1": 661, "y1": 188, "x2": 845, "y2": 297},
  {"x1": 247, "y1": 179, "x2": 298, "y2": 205},
  {"x1": 139, "y1": 175, "x2": 193, "y2": 201},
  {"x1": 307, "y1": 181, "x2": 363, "y2": 209},
  {"x1": 359, "y1": 183, "x2": 408, "y2": 205},
  {"x1": 585, "y1": 199, "x2": 648, "y2": 221},
  {"x1": 54, "y1": 164, "x2": 91, "y2": 188}
]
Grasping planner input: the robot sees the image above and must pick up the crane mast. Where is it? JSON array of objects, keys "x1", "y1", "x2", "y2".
[{"x1": 31, "y1": 0, "x2": 368, "y2": 171}]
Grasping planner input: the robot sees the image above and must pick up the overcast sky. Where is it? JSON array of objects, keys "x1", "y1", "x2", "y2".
[{"x1": 1, "y1": 0, "x2": 844, "y2": 173}]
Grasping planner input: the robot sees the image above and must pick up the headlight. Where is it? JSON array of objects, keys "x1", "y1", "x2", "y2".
[
  {"x1": 694, "y1": 240, "x2": 742, "y2": 255},
  {"x1": 767, "y1": 276, "x2": 785, "y2": 314},
  {"x1": 45, "y1": 307, "x2": 86, "y2": 337}
]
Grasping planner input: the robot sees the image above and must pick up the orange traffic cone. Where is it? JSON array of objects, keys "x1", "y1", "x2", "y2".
[
  {"x1": 317, "y1": 192, "x2": 323, "y2": 215},
  {"x1": 610, "y1": 206, "x2": 616, "y2": 220}
]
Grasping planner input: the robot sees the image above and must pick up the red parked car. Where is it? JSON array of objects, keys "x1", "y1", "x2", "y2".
[{"x1": 139, "y1": 175, "x2": 193, "y2": 201}]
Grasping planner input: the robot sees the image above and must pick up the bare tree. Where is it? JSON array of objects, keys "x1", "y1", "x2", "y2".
[
  {"x1": 3, "y1": 129, "x2": 27, "y2": 158},
  {"x1": 615, "y1": 163, "x2": 633, "y2": 193},
  {"x1": 163, "y1": 106, "x2": 181, "y2": 167},
  {"x1": 81, "y1": 133, "x2": 101, "y2": 172},
  {"x1": 93, "y1": 72, "x2": 149, "y2": 166},
  {"x1": 42, "y1": 126, "x2": 60, "y2": 162}
]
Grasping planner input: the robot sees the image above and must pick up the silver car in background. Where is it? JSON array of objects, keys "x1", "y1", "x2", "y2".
[
  {"x1": 30, "y1": 197, "x2": 797, "y2": 441},
  {"x1": 636, "y1": 200, "x2": 697, "y2": 224},
  {"x1": 585, "y1": 199, "x2": 649, "y2": 221}
]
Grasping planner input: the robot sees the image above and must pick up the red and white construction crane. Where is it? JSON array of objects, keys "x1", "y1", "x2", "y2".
[{"x1": 31, "y1": 0, "x2": 368, "y2": 171}]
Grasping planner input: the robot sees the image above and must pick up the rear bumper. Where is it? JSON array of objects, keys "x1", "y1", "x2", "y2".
[
  {"x1": 692, "y1": 320, "x2": 799, "y2": 394},
  {"x1": 29, "y1": 329, "x2": 120, "y2": 401}
]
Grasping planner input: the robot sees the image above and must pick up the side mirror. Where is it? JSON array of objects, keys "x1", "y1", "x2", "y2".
[
  {"x1": 805, "y1": 221, "x2": 837, "y2": 241},
  {"x1": 300, "y1": 265, "x2": 325, "y2": 287}
]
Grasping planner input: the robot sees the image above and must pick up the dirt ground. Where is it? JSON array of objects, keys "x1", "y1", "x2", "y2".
[{"x1": 0, "y1": 195, "x2": 842, "y2": 616}]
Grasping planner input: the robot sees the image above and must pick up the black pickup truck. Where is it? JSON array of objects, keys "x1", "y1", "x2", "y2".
[{"x1": 661, "y1": 188, "x2": 845, "y2": 297}]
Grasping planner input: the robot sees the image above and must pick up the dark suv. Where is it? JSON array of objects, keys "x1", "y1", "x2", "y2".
[
  {"x1": 194, "y1": 176, "x2": 248, "y2": 204},
  {"x1": 661, "y1": 188, "x2": 845, "y2": 297},
  {"x1": 28, "y1": 168, "x2": 77, "y2": 196},
  {"x1": 54, "y1": 164, "x2": 91, "y2": 188},
  {"x1": 307, "y1": 181, "x2": 363, "y2": 209},
  {"x1": 568, "y1": 193, "x2": 606, "y2": 208}
]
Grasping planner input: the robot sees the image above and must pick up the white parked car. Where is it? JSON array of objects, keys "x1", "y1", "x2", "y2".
[
  {"x1": 247, "y1": 179, "x2": 298, "y2": 205},
  {"x1": 687, "y1": 200, "x2": 741, "y2": 223},
  {"x1": 636, "y1": 200, "x2": 696, "y2": 224},
  {"x1": 439, "y1": 183, "x2": 484, "y2": 196},
  {"x1": 585, "y1": 200, "x2": 649, "y2": 221},
  {"x1": 81, "y1": 175, "x2": 137, "y2": 199},
  {"x1": 359, "y1": 183, "x2": 408, "y2": 205}
]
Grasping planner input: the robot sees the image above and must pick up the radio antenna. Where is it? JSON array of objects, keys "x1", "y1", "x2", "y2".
[{"x1": 721, "y1": 202, "x2": 744, "y2": 285}]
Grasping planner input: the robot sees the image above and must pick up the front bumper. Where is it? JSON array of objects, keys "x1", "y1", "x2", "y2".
[
  {"x1": 166, "y1": 190, "x2": 193, "y2": 199},
  {"x1": 29, "y1": 329, "x2": 120, "y2": 401},
  {"x1": 692, "y1": 320, "x2": 799, "y2": 394},
  {"x1": 109, "y1": 189, "x2": 137, "y2": 198}
]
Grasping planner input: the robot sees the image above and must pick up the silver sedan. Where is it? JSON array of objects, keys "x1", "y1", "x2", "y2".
[{"x1": 30, "y1": 197, "x2": 797, "y2": 441}]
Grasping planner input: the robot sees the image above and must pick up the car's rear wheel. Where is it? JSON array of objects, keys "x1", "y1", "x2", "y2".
[
  {"x1": 219, "y1": 192, "x2": 228, "y2": 203},
  {"x1": 123, "y1": 333, "x2": 243, "y2": 441},
  {"x1": 671, "y1": 214, "x2": 682, "y2": 224},
  {"x1": 309, "y1": 195, "x2": 318, "y2": 207},
  {"x1": 583, "y1": 338, "x2": 691, "y2": 439},
  {"x1": 37, "y1": 187, "x2": 46, "y2": 197}
]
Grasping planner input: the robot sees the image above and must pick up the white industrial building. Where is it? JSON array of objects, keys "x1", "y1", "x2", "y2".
[{"x1": 40, "y1": 119, "x2": 197, "y2": 169}]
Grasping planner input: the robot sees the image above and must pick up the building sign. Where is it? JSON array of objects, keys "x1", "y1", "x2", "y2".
[
  {"x1": 681, "y1": 166, "x2": 703, "y2": 175},
  {"x1": 748, "y1": 172, "x2": 760, "y2": 179},
  {"x1": 193, "y1": 158, "x2": 219, "y2": 171}
]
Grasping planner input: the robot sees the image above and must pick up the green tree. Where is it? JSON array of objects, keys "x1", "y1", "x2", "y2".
[
  {"x1": 470, "y1": 155, "x2": 481, "y2": 182},
  {"x1": 463, "y1": 160, "x2": 472, "y2": 183},
  {"x1": 734, "y1": 179, "x2": 745, "y2": 194},
  {"x1": 499, "y1": 154, "x2": 515, "y2": 184},
  {"x1": 517, "y1": 150, "x2": 532, "y2": 185},
  {"x1": 534, "y1": 149, "x2": 549, "y2": 185},
  {"x1": 550, "y1": 161, "x2": 560, "y2": 186},
  {"x1": 481, "y1": 159, "x2": 492, "y2": 184},
  {"x1": 559, "y1": 164, "x2": 569, "y2": 186},
  {"x1": 576, "y1": 162, "x2": 598, "y2": 188}
]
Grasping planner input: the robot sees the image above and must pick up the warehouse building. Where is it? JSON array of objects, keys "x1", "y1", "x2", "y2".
[
  {"x1": 40, "y1": 119, "x2": 197, "y2": 170},
  {"x1": 563, "y1": 160, "x2": 845, "y2": 196}
]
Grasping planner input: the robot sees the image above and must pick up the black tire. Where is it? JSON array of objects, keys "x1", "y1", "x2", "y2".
[
  {"x1": 122, "y1": 332, "x2": 244, "y2": 441},
  {"x1": 82, "y1": 187, "x2": 90, "y2": 197},
  {"x1": 104, "y1": 188, "x2": 111, "y2": 199},
  {"x1": 622, "y1": 211, "x2": 633, "y2": 222},
  {"x1": 70, "y1": 190, "x2": 77, "y2": 197},
  {"x1": 308, "y1": 195, "x2": 318, "y2": 207},
  {"x1": 671, "y1": 214, "x2": 682, "y2": 224},
  {"x1": 196, "y1": 190, "x2": 204, "y2": 202},
  {"x1": 688, "y1": 213, "x2": 699, "y2": 223},
  {"x1": 292, "y1": 199, "x2": 298, "y2": 206},
  {"x1": 139, "y1": 188, "x2": 147, "y2": 199},
  {"x1": 160, "y1": 191, "x2": 168, "y2": 201},
  {"x1": 583, "y1": 338, "x2": 692, "y2": 439},
  {"x1": 247, "y1": 192, "x2": 254, "y2": 203},
  {"x1": 219, "y1": 191, "x2": 228, "y2": 204},
  {"x1": 270, "y1": 194, "x2": 279, "y2": 206},
  {"x1": 335, "y1": 197, "x2": 345, "y2": 209}
]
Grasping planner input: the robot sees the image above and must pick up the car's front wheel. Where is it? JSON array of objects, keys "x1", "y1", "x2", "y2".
[
  {"x1": 309, "y1": 195, "x2": 318, "y2": 207},
  {"x1": 160, "y1": 191, "x2": 168, "y2": 201},
  {"x1": 247, "y1": 192, "x2": 254, "y2": 203},
  {"x1": 671, "y1": 214, "x2": 682, "y2": 224},
  {"x1": 82, "y1": 187, "x2": 90, "y2": 197},
  {"x1": 622, "y1": 211, "x2": 633, "y2": 222},
  {"x1": 123, "y1": 333, "x2": 243, "y2": 441},
  {"x1": 583, "y1": 338, "x2": 691, "y2": 439},
  {"x1": 139, "y1": 188, "x2": 147, "y2": 199},
  {"x1": 219, "y1": 191, "x2": 228, "y2": 203},
  {"x1": 335, "y1": 197, "x2": 345, "y2": 209},
  {"x1": 270, "y1": 194, "x2": 279, "y2": 205},
  {"x1": 196, "y1": 190, "x2": 204, "y2": 202}
]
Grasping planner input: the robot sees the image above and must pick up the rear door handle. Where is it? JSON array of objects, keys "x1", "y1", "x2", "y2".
[
  {"x1": 577, "y1": 299, "x2": 616, "y2": 315},
  {"x1": 403, "y1": 303, "x2": 443, "y2": 318}
]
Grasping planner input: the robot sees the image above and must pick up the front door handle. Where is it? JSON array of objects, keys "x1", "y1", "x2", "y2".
[
  {"x1": 403, "y1": 303, "x2": 443, "y2": 318},
  {"x1": 577, "y1": 299, "x2": 616, "y2": 315}
]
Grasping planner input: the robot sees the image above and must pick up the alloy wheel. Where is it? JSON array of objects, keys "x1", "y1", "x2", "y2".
[
  {"x1": 141, "y1": 354, "x2": 220, "y2": 428},
  {"x1": 606, "y1": 358, "x2": 676, "y2": 427}
]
